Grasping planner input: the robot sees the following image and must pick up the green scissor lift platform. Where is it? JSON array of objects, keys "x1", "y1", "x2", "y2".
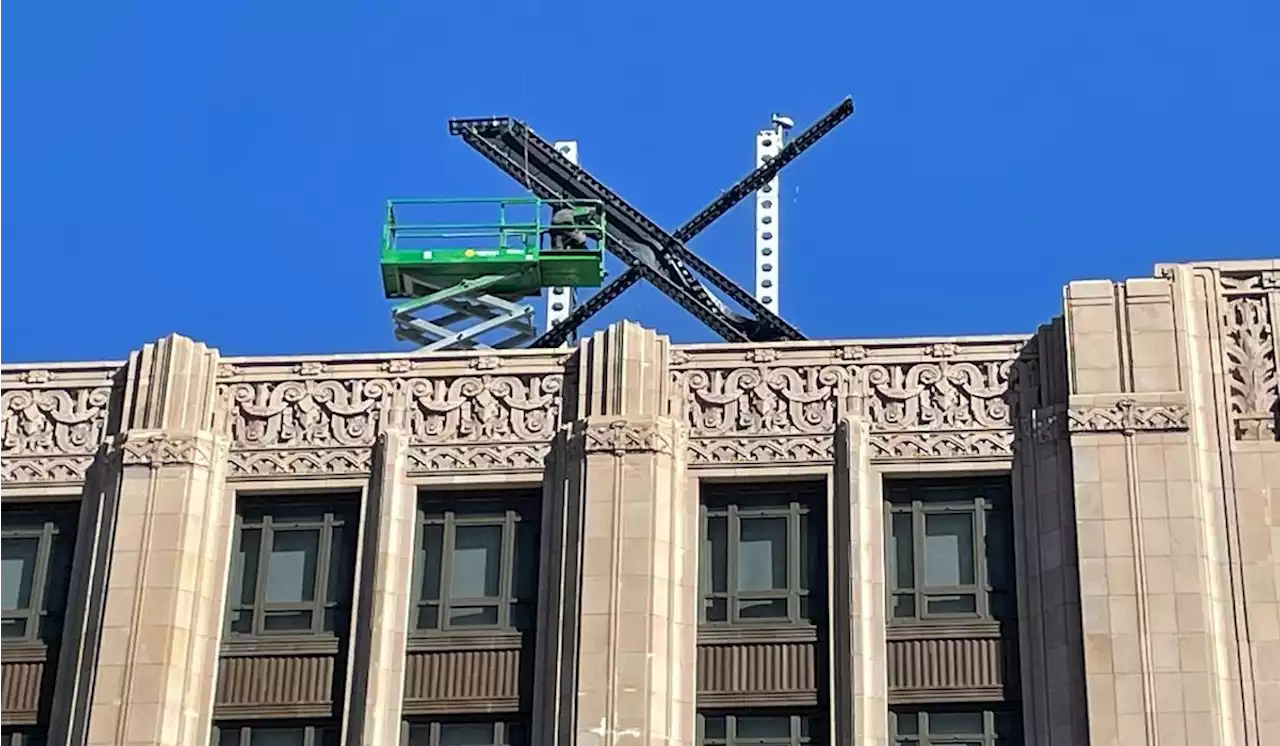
[{"x1": 382, "y1": 197, "x2": 606, "y2": 350}]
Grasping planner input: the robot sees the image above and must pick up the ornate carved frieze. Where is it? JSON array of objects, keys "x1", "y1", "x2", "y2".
[
  {"x1": 215, "y1": 354, "x2": 565, "y2": 478},
  {"x1": 1220, "y1": 270, "x2": 1278, "y2": 441},
  {"x1": 1, "y1": 365, "x2": 120, "y2": 486},
  {"x1": 1067, "y1": 399, "x2": 1190, "y2": 435},
  {"x1": 405, "y1": 373, "x2": 563, "y2": 473},
  {"x1": 581, "y1": 419, "x2": 677, "y2": 456},
  {"x1": 671, "y1": 339, "x2": 1031, "y2": 465},
  {"x1": 218, "y1": 373, "x2": 391, "y2": 479}
]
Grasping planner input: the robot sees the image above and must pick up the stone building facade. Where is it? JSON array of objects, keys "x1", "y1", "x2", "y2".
[{"x1": 1, "y1": 258, "x2": 1277, "y2": 746}]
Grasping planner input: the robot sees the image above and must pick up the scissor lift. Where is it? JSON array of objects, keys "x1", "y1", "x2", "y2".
[{"x1": 382, "y1": 197, "x2": 605, "y2": 350}]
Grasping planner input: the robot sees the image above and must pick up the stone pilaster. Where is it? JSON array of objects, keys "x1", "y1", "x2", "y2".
[
  {"x1": 1011, "y1": 319, "x2": 1089, "y2": 746},
  {"x1": 538, "y1": 322, "x2": 696, "y2": 746},
  {"x1": 344, "y1": 427, "x2": 415, "y2": 745},
  {"x1": 1064, "y1": 274, "x2": 1245, "y2": 746},
  {"x1": 83, "y1": 334, "x2": 233, "y2": 746},
  {"x1": 831, "y1": 414, "x2": 888, "y2": 746}
]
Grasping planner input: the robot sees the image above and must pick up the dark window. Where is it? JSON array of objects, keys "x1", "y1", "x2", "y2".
[
  {"x1": 1, "y1": 729, "x2": 46, "y2": 746},
  {"x1": 885, "y1": 479, "x2": 1014, "y2": 623},
  {"x1": 226, "y1": 501, "x2": 357, "y2": 638},
  {"x1": 404, "y1": 719, "x2": 524, "y2": 746},
  {"x1": 1, "y1": 506, "x2": 76, "y2": 643},
  {"x1": 213, "y1": 723, "x2": 336, "y2": 746},
  {"x1": 700, "y1": 484, "x2": 822, "y2": 626},
  {"x1": 891, "y1": 706, "x2": 1020, "y2": 745},
  {"x1": 412, "y1": 493, "x2": 539, "y2": 634},
  {"x1": 698, "y1": 712, "x2": 820, "y2": 745}
]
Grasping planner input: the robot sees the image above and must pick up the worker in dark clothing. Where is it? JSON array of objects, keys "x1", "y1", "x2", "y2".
[{"x1": 548, "y1": 203, "x2": 597, "y2": 251}]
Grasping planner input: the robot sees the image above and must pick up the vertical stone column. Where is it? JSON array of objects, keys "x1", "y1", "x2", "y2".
[
  {"x1": 344, "y1": 427, "x2": 416, "y2": 745},
  {"x1": 831, "y1": 414, "x2": 888, "y2": 746},
  {"x1": 1063, "y1": 275, "x2": 1245, "y2": 745},
  {"x1": 1162, "y1": 260, "x2": 1280, "y2": 746},
  {"x1": 83, "y1": 335, "x2": 234, "y2": 746},
  {"x1": 538, "y1": 322, "x2": 696, "y2": 746},
  {"x1": 1011, "y1": 319, "x2": 1089, "y2": 746}
]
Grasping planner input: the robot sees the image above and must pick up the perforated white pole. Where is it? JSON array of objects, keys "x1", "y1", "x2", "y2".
[
  {"x1": 754, "y1": 122, "x2": 785, "y2": 314},
  {"x1": 545, "y1": 140, "x2": 579, "y2": 339}
]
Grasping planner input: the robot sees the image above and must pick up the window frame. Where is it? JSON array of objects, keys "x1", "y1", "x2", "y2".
[
  {"x1": 884, "y1": 479, "x2": 1014, "y2": 625},
  {"x1": 225, "y1": 500, "x2": 357, "y2": 640},
  {"x1": 697, "y1": 710, "x2": 820, "y2": 746},
  {"x1": 401, "y1": 718, "x2": 524, "y2": 746},
  {"x1": 698, "y1": 483, "x2": 824, "y2": 630},
  {"x1": 212, "y1": 722, "x2": 335, "y2": 746},
  {"x1": 891, "y1": 705, "x2": 1020, "y2": 745},
  {"x1": 411, "y1": 493, "x2": 540, "y2": 637},
  {"x1": 1, "y1": 506, "x2": 76, "y2": 645}
]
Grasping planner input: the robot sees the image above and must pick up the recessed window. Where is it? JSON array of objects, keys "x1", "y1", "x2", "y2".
[
  {"x1": 413, "y1": 493, "x2": 539, "y2": 633},
  {"x1": 226, "y1": 501, "x2": 357, "y2": 638},
  {"x1": 1, "y1": 506, "x2": 76, "y2": 643},
  {"x1": 699, "y1": 712, "x2": 819, "y2": 745},
  {"x1": 891, "y1": 706, "x2": 1020, "y2": 745},
  {"x1": 700, "y1": 484, "x2": 822, "y2": 626},
  {"x1": 214, "y1": 724, "x2": 335, "y2": 746},
  {"x1": 404, "y1": 720, "x2": 524, "y2": 746},
  {"x1": 2, "y1": 729, "x2": 47, "y2": 746},
  {"x1": 886, "y1": 479, "x2": 1014, "y2": 623}
]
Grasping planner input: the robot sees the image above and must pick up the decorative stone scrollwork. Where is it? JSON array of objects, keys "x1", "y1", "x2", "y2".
[
  {"x1": 120, "y1": 434, "x2": 217, "y2": 468},
  {"x1": 220, "y1": 378, "x2": 393, "y2": 448},
  {"x1": 862, "y1": 360, "x2": 1012, "y2": 432},
  {"x1": 2, "y1": 384, "x2": 115, "y2": 484},
  {"x1": 217, "y1": 375, "x2": 392, "y2": 479},
  {"x1": 1067, "y1": 399, "x2": 1190, "y2": 435},
  {"x1": 1219, "y1": 273, "x2": 1277, "y2": 440},
  {"x1": 675, "y1": 349, "x2": 1024, "y2": 465},
  {"x1": 682, "y1": 366, "x2": 846, "y2": 437},
  {"x1": 404, "y1": 373, "x2": 564, "y2": 473},
  {"x1": 582, "y1": 420, "x2": 676, "y2": 456},
  {"x1": 406, "y1": 374, "x2": 562, "y2": 443}
]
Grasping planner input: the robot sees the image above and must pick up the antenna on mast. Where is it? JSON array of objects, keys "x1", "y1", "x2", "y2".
[{"x1": 755, "y1": 114, "x2": 792, "y2": 314}]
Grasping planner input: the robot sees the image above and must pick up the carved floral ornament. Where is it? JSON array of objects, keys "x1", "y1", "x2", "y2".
[
  {"x1": 1219, "y1": 276, "x2": 1277, "y2": 441},
  {"x1": 214, "y1": 371, "x2": 564, "y2": 477},
  {"x1": 1, "y1": 385, "x2": 115, "y2": 485},
  {"x1": 674, "y1": 355, "x2": 1025, "y2": 463}
]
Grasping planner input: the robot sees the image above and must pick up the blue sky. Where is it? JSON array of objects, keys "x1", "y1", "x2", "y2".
[{"x1": 4, "y1": 0, "x2": 1278, "y2": 362}]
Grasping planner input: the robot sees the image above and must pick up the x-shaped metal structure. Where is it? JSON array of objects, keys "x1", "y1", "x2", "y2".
[{"x1": 448, "y1": 96, "x2": 855, "y2": 346}]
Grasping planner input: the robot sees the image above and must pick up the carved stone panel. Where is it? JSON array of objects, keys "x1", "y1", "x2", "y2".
[
  {"x1": 1067, "y1": 399, "x2": 1190, "y2": 435},
  {"x1": 672, "y1": 339, "x2": 1029, "y2": 466},
  {"x1": 219, "y1": 370, "x2": 393, "y2": 479},
  {"x1": 1, "y1": 365, "x2": 121, "y2": 486},
  {"x1": 404, "y1": 372, "x2": 563, "y2": 473},
  {"x1": 1220, "y1": 270, "x2": 1279, "y2": 441},
  {"x1": 216, "y1": 355, "x2": 567, "y2": 478}
]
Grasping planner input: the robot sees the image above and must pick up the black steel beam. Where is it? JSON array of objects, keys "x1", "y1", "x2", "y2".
[{"x1": 449, "y1": 96, "x2": 854, "y2": 346}]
